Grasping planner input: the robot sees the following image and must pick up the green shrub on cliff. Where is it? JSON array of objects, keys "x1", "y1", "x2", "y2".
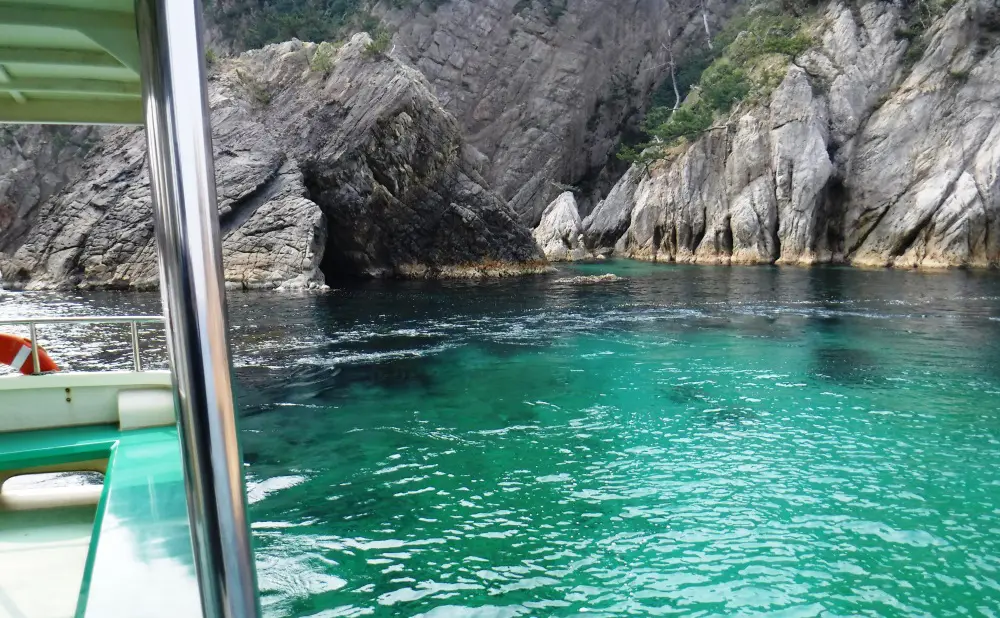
[
  {"x1": 363, "y1": 29, "x2": 393, "y2": 58},
  {"x1": 628, "y1": 1, "x2": 815, "y2": 163},
  {"x1": 513, "y1": 0, "x2": 567, "y2": 22},
  {"x1": 698, "y1": 61, "x2": 751, "y2": 112},
  {"x1": 208, "y1": 0, "x2": 451, "y2": 50},
  {"x1": 896, "y1": 0, "x2": 957, "y2": 69},
  {"x1": 310, "y1": 41, "x2": 339, "y2": 73},
  {"x1": 722, "y1": 10, "x2": 813, "y2": 63},
  {"x1": 209, "y1": 0, "x2": 366, "y2": 50}
]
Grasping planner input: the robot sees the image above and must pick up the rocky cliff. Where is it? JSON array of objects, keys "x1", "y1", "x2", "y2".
[
  {"x1": 376, "y1": 0, "x2": 738, "y2": 224},
  {"x1": 0, "y1": 35, "x2": 544, "y2": 291},
  {"x1": 206, "y1": 0, "x2": 741, "y2": 224},
  {"x1": 582, "y1": 0, "x2": 1000, "y2": 269}
]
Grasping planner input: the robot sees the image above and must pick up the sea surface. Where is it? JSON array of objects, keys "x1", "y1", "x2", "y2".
[{"x1": 4, "y1": 262, "x2": 1000, "y2": 617}]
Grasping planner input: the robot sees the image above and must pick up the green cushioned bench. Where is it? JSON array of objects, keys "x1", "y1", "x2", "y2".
[
  {"x1": 0, "y1": 425, "x2": 120, "y2": 472},
  {"x1": 76, "y1": 427, "x2": 201, "y2": 617},
  {"x1": 0, "y1": 424, "x2": 200, "y2": 617}
]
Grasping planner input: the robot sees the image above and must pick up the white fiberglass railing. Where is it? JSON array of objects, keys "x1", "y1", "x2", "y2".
[{"x1": 0, "y1": 316, "x2": 164, "y2": 373}]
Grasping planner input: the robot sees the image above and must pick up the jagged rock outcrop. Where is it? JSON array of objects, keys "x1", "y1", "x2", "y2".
[
  {"x1": 376, "y1": 0, "x2": 739, "y2": 224},
  {"x1": 0, "y1": 126, "x2": 100, "y2": 250},
  {"x1": 0, "y1": 35, "x2": 545, "y2": 290},
  {"x1": 588, "y1": 0, "x2": 1000, "y2": 269},
  {"x1": 533, "y1": 191, "x2": 586, "y2": 261}
]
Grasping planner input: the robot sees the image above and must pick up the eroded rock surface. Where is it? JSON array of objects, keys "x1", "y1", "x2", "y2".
[
  {"x1": 377, "y1": 0, "x2": 739, "y2": 224},
  {"x1": 590, "y1": 0, "x2": 1000, "y2": 269},
  {"x1": 533, "y1": 192, "x2": 586, "y2": 261},
  {"x1": 0, "y1": 35, "x2": 544, "y2": 290}
]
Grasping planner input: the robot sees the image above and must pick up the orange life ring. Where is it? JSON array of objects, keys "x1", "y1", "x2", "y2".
[{"x1": 0, "y1": 333, "x2": 59, "y2": 375}]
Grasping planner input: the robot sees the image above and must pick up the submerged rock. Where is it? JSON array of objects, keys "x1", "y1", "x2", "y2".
[
  {"x1": 556, "y1": 273, "x2": 625, "y2": 285},
  {"x1": 590, "y1": 0, "x2": 1000, "y2": 270},
  {"x1": 0, "y1": 34, "x2": 544, "y2": 290},
  {"x1": 533, "y1": 192, "x2": 587, "y2": 261}
]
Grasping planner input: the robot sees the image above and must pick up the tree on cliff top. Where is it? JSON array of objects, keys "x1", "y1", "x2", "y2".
[
  {"x1": 621, "y1": 1, "x2": 814, "y2": 167},
  {"x1": 207, "y1": 0, "x2": 374, "y2": 50}
]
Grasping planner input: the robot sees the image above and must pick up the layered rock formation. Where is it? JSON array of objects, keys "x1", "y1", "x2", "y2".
[
  {"x1": 0, "y1": 126, "x2": 100, "y2": 250},
  {"x1": 377, "y1": 0, "x2": 738, "y2": 224},
  {"x1": 6, "y1": 0, "x2": 997, "y2": 281},
  {"x1": 0, "y1": 35, "x2": 544, "y2": 290},
  {"x1": 586, "y1": 0, "x2": 1000, "y2": 269}
]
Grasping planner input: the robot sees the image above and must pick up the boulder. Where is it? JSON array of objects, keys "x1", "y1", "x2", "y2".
[
  {"x1": 533, "y1": 192, "x2": 587, "y2": 261},
  {"x1": 555, "y1": 273, "x2": 625, "y2": 284}
]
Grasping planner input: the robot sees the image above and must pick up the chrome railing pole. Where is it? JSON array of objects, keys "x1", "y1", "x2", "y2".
[
  {"x1": 130, "y1": 321, "x2": 143, "y2": 372},
  {"x1": 28, "y1": 322, "x2": 40, "y2": 374},
  {"x1": 136, "y1": 1, "x2": 260, "y2": 617}
]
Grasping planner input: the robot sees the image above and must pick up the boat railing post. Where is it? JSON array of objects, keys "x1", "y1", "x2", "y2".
[
  {"x1": 28, "y1": 322, "x2": 41, "y2": 374},
  {"x1": 136, "y1": 1, "x2": 261, "y2": 617},
  {"x1": 131, "y1": 321, "x2": 143, "y2": 372}
]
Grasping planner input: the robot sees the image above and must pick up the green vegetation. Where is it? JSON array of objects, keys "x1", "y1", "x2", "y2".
[
  {"x1": 235, "y1": 69, "x2": 272, "y2": 106},
  {"x1": 948, "y1": 67, "x2": 970, "y2": 82},
  {"x1": 649, "y1": 103, "x2": 715, "y2": 144},
  {"x1": 622, "y1": 2, "x2": 816, "y2": 166},
  {"x1": 542, "y1": 0, "x2": 567, "y2": 22},
  {"x1": 907, "y1": 0, "x2": 957, "y2": 30},
  {"x1": 309, "y1": 40, "x2": 339, "y2": 73},
  {"x1": 0, "y1": 128, "x2": 16, "y2": 149},
  {"x1": 206, "y1": 0, "x2": 449, "y2": 50},
  {"x1": 698, "y1": 61, "x2": 751, "y2": 111},
  {"x1": 363, "y1": 28, "x2": 393, "y2": 58},
  {"x1": 391, "y1": 0, "x2": 449, "y2": 8},
  {"x1": 209, "y1": 0, "x2": 378, "y2": 50},
  {"x1": 204, "y1": 47, "x2": 218, "y2": 67},
  {"x1": 896, "y1": 0, "x2": 958, "y2": 68}
]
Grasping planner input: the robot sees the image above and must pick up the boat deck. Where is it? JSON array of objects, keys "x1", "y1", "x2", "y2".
[
  {"x1": 0, "y1": 504, "x2": 94, "y2": 618},
  {"x1": 0, "y1": 376, "x2": 201, "y2": 617}
]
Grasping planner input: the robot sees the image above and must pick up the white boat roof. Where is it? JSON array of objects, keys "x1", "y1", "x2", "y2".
[{"x1": 0, "y1": 0, "x2": 143, "y2": 124}]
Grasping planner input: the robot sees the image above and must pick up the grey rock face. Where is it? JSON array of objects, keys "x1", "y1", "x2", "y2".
[
  {"x1": 0, "y1": 126, "x2": 99, "y2": 251},
  {"x1": 533, "y1": 191, "x2": 586, "y2": 261},
  {"x1": 378, "y1": 0, "x2": 738, "y2": 224},
  {"x1": 593, "y1": 0, "x2": 1000, "y2": 269},
  {"x1": 583, "y1": 165, "x2": 643, "y2": 256},
  {"x1": 0, "y1": 35, "x2": 544, "y2": 290}
]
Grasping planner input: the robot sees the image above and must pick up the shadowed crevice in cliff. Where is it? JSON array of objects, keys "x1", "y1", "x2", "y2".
[
  {"x1": 301, "y1": 160, "x2": 383, "y2": 282},
  {"x1": 219, "y1": 158, "x2": 287, "y2": 236},
  {"x1": 814, "y1": 176, "x2": 848, "y2": 259}
]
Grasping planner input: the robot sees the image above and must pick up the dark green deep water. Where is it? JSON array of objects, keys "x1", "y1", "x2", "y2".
[{"x1": 5, "y1": 262, "x2": 1000, "y2": 617}]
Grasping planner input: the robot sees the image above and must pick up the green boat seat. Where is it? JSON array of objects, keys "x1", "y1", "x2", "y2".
[
  {"x1": 76, "y1": 427, "x2": 201, "y2": 617},
  {"x1": 0, "y1": 425, "x2": 119, "y2": 618},
  {"x1": 0, "y1": 425, "x2": 202, "y2": 617}
]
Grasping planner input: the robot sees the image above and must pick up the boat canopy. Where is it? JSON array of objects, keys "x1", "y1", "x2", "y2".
[{"x1": 0, "y1": 0, "x2": 143, "y2": 124}]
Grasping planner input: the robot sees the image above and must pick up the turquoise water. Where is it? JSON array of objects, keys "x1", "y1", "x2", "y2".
[{"x1": 5, "y1": 263, "x2": 1000, "y2": 616}]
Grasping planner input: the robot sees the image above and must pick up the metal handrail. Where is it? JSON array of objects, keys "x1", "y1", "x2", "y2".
[{"x1": 0, "y1": 315, "x2": 165, "y2": 373}]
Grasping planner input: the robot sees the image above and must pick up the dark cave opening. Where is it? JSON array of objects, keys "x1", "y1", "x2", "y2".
[
  {"x1": 302, "y1": 162, "x2": 371, "y2": 284},
  {"x1": 820, "y1": 176, "x2": 849, "y2": 256}
]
